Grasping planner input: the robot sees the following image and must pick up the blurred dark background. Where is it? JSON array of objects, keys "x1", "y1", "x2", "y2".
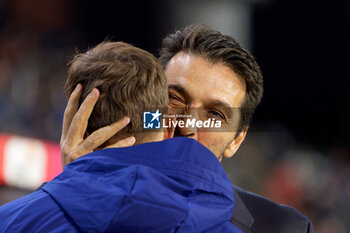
[{"x1": 0, "y1": 0, "x2": 349, "y2": 232}]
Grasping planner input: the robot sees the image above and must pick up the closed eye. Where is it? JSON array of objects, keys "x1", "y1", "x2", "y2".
[{"x1": 169, "y1": 93, "x2": 185, "y2": 105}]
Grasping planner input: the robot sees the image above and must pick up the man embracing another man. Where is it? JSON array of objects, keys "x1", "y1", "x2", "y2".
[{"x1": 0, "y1": 25, "x2": 313, "y2": 233}]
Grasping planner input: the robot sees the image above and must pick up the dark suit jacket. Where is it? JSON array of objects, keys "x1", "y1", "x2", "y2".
[{"x1": 230, "y1": 186, "x2": 314, "y2": 233}]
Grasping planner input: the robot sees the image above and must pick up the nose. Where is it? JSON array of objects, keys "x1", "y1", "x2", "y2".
[{"x1": 174, "y1": 108, "x2": 199, "y2": 140}]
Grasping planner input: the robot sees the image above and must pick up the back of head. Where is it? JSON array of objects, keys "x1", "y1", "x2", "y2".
[
  {"x1": 65, "y1": 41, "x2": 168, "y2": 143},
  {"x1": 159, "y1": 24, "x2": 263, "y2": 133}
]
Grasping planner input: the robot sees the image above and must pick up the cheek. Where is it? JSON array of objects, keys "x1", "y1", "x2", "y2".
[{"x1": 197, "y1": 132, "x2": 231, "y2": 158}]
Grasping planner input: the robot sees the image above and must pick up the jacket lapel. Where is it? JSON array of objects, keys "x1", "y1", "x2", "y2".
[{"x1": 230, "y1": 186, "x2": 254, "y2": 233}]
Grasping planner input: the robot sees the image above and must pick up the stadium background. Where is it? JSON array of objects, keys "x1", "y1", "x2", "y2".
[{"x1": 0, "y1": 0, "x2": 349, "y2": 232}]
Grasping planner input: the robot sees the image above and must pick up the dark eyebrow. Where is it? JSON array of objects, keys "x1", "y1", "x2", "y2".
[
  {"x1": 206, "y1": 99, "x2": 234, "y2": 119},
  {"x1": 168, "y1": 84, "x2": 190, "y2": 99}
]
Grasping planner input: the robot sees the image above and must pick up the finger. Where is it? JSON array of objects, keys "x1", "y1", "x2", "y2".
[
  {"x1": 66, "y1": 88, "x2": 100, "y2": 145},
  {"x1": 75, "y1": 117, "x2": 131, "y2": 156},
  {"x1": 103, "y1": 136, "x2": 136, "y2": 149},
  {"x1": 61, "y1": 84, "x2": 82, "y2": 141}
]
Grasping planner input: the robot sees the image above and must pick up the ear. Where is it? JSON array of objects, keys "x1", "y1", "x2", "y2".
[
  {"x1": 223, "y1": 127, "x2": 248, "y2": 159},
  {"x1": 163, "y1": 116, "x2": 175, "y2": 140}
]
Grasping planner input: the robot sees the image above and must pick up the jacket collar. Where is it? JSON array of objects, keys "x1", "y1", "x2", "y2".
[{"x1": 81, "y1": 137, "x2": 234, "y2": 197}]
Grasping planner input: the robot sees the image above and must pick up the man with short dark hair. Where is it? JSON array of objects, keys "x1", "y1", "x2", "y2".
[
  {"x1": 161, "y1": 25, "x2": 313, "y2": 232},
  {"x1": 0, "y1": 41, "x2": 243, "y2": 232},
  {"x1": 60, "y1": 25, "x2": 313, "y2": 232},
  {"x1": 160, "y1": 24, "x2": 263, "y2": 161}
]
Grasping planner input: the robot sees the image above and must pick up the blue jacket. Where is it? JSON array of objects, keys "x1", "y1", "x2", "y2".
[{"x1": 0, "y1": 137, "x2": 242, "y2": 233}]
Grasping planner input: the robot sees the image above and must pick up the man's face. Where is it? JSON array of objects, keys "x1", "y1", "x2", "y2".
[{"x1": 165, "y1": 52, "x2": 247, "y2": 161}]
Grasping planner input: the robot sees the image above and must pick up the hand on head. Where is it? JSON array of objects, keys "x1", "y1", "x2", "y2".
[{"x1": 60, "y1": 84, "x2": 135, "y2": 168}]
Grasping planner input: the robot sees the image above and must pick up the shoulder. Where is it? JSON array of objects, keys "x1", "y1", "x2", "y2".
[
  {"x1": 0, "y1": 190, "x2": 49, "y2": 218},
  {"x1": 231, "y1": 186, "x2": 313, "y2": 233},
  {"x1": 0, "y1": 190, "x2": 78, "y2": 233}
]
